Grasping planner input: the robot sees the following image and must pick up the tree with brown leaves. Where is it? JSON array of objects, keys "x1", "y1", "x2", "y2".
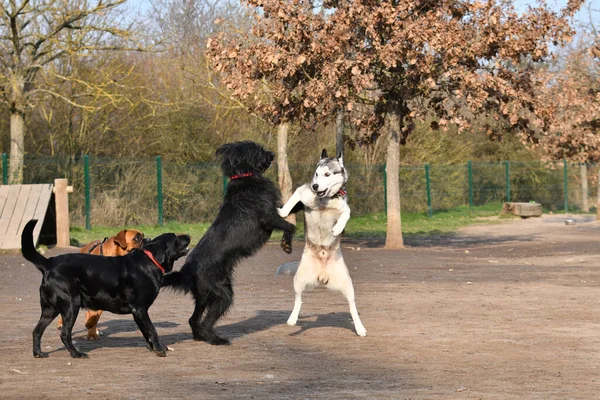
[
  {"x1": 535, "y1": 31, "x2": 600, "y2": 217},
  {"x1": 208, "y1": 0, "x2": 583, "y2": 248}
]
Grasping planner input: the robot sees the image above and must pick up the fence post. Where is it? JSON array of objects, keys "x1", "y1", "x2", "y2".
[
  {"x1": 157, "y1": 156, "x2": 163, "y2": 227},
  {"x1": 53, "y1": 178, "x2": 73, "y2": 247},
  {"x1": 504, "y1": 161, "x2": 511, "y2": 202},
  {"x1": 84, "y1": 155, "x2": 91, "y2": 230},
  {"x1": 2, "y1": 153, "x2": 7, "y2": 185},
  {"x1": 563, "y1": 159, "x2": 568, "y2": 212},
  {"x1": 468, "y1": 160, "x2": 473, "y2": 208},
  {"x1": 425, "y1": 163, "x2": 432, "y2": 217},
  {"x1": 383, "y1": 165, "x2": 387, "y2": 214}
]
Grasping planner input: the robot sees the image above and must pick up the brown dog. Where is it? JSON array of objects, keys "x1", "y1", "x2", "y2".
[{"x1": 56, "y1": 229, "x2": 145, "y2": 340}]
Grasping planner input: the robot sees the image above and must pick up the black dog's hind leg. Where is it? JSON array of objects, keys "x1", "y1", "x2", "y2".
[
  {"x1": 133, "y1": 309, "x2": 167, "y2": 357},
  {"x1": 189, "y1": 295, "x2": 208, "y2": 341},
  {"x1": 33, "y1": 304, "x2": 59, "y2": 358},
  {"x1": 196, "y1": 282, "x2": 233, "y2": 346},
  {"x1": 59, "y1": 301, "x2": 87, "y2": 358}
]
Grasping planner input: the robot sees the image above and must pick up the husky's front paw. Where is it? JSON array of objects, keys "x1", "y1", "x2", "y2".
[
  {"x1": 277, "y1": 207, "x2": 288, "y2": 218},
  {"x1": 332, "y1": 224, "x2": 344, "y2": 236}
]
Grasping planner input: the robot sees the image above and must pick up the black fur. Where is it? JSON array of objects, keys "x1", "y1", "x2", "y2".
[
  {"x1": 162, "y1": 141, "x2": 296, "y2": 345},
  {"x1": 21, "y1": 219, "x2": 190, "y2": 358}
]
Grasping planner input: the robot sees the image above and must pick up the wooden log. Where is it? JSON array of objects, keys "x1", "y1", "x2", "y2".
[{"x1": 501, "y1": 202, "x2": 542, "y2": 218}]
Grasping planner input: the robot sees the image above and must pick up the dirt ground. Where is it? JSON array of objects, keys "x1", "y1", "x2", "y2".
[{"x1": 1, "y1": 215, "x2": 599, "y2": 399}]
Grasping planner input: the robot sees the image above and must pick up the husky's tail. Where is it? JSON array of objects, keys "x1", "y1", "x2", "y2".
[
  {"x1": 21, "y1": 219, "x2": 50, "y2": 272},
  {"x1": 161, "y1": 269, "x2": 193, "y2": 294}
]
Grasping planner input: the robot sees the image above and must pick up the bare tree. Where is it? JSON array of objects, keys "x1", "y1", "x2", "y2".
[{"x1": 0, "y1": 0, "x2": 139, "y2": 183}]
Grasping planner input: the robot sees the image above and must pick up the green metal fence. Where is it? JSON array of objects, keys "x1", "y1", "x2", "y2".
[{"x1": 1, "y1": 154, "x2": 597, "y2": 228}]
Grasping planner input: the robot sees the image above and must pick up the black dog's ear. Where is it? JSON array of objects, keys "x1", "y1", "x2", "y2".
[
  {"x1": 216, "y1": 143, "x2": 232, "y2": 157},
  {"x1": 151, "y1": 245, "x2": 166, "y2": 264},
  {"x1": 321, "y1": 149, "x2": 328, "y2": 159}
]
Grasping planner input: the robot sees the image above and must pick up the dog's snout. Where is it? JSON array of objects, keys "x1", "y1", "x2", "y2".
[{"x1": 312, "y1": 184, "x2": 319, "y2": 191}]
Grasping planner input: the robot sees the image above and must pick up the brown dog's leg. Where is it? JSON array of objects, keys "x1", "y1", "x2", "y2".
[
  {"x1": 84, "y1": 310, "x2": 103, "y2": 340},
  {"x1": 56, "y1": 316, "x2": 63, "y2": 330}
]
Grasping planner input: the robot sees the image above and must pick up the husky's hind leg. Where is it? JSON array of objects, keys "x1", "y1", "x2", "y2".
[
  {"x1": 287, "y1": 252, "x2": 317, "y2": 326},
  {"x1": 328, "y1": 255, "x2": 367, "y2": 337}
]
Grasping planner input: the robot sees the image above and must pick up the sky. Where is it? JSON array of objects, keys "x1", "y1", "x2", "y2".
[
  {"x1": 125, "y1": 0, "x2": 598, "y2": 33},
  {"x1": 514, "y1": 0, "x2": 598, "y2": 27}
]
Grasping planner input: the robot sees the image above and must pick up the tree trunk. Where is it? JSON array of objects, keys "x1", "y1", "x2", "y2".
[
  {"x1": 336, "y1": 108, "x2": 344, "y2": 157},
  {"x1": 9, "y1": 111, "x2": 25, "y2": 184},
  {"x1": 580, "y1": 164, "x2": 589, "y2": 213},
  {"x1": 277, "y1": 123, "x2": 296, "y2": 224},
  {"x1": 597, "y1": 167, "x2": 600, "y2": 221},
  {"x1": 385, "y1": 112, "x2": 404, "y2": 249}
]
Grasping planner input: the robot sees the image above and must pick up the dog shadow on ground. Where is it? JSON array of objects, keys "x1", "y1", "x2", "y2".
[
  {"x1": 49, "y1": 309, "x2": 354, "y2": 354},
  {"x1": 286, "y1": 312, "x2": 357, "y2": 336}
]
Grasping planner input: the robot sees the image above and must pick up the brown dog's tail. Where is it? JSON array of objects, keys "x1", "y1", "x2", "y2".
[{"x1": 21, "y1": 219, "x2": 50, "y2": 272}]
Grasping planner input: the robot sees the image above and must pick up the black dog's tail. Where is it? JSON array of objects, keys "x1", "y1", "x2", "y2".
[
  {"x1": 21, "y1": 219, "x2": 50, "y2": 272},
  {"x1": 162, "y1": 270, "x2": 193, "y2": 294}
]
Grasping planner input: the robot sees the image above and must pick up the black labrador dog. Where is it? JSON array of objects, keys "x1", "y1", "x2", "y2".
[
  {"x1": 21, "y1": 219, "x2": 190, "y2": 358},
  {"x1": 162, "y1": 141, "x2": 296, "y2": 345}
]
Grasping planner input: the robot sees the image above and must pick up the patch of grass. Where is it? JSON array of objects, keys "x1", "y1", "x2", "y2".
[
  {"x1": 346, "y1": 202, "x2": 505, "y2": 238},
  {"x1": 69, "y1": 202, "x2": 507, "y2": 245}
]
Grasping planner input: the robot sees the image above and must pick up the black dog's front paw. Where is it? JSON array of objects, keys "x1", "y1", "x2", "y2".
[
  {"x1": 281, "y1": 233, "x2": 292, "y2": 254},
  {"x1": 70, "y1": 352, "x2": 88, "y2": 359},
  {"x1": 33, "y1": 351, "x2": 49, "y2": 358}
]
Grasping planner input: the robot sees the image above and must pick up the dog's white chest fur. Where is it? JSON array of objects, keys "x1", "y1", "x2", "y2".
[{"x1": 300, "y1": 188, "x2": 346, "y2": 248}]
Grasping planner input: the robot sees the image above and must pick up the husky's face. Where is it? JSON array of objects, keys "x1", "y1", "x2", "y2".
[{"x1": 311, "y1": 149, "x2": 348, "y2": 198}]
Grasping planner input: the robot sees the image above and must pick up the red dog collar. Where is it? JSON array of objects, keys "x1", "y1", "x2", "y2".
[
  {"x1": 230, "y1": 173, "x2": 253, "y2": 180},
  {"x1": 333, "y1": 188, "x2": 347, "y2": 198},
  {"x1": 143, "y1": 250, "x2": 165, "y2": 274}
]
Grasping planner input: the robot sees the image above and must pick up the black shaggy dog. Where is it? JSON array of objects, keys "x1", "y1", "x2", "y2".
[
  {"x1": 162, "y1": 141, "x2": 296, "y2": 345},
  {"x1": 21, "y1": 219, "x2": 191, "y2": 358}
]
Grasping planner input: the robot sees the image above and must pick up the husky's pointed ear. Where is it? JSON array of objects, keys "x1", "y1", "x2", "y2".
[
  {"x1": 337, "y1": 150, "x2": 344, "y2": 166},
  {"x1": 320, "y1": 149, "x2": 328, "y2": 159}
]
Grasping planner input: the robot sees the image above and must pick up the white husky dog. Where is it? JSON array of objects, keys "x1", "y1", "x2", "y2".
[{"x1": 278, "y1": 149, "x2": 367, "y2": 336}]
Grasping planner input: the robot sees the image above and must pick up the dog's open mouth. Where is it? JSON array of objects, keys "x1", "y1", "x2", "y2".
[{"x1": 316, "y1": 190, "x2": 328, "y2": 198}]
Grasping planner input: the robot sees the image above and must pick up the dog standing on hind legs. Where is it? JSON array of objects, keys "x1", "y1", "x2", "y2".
[
  {"x1": 278, "y1": 149, "x2": 367, "y2": 337},
  {"x1": 162, "y1": 141, "x2": 296, "y2": 346}
]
